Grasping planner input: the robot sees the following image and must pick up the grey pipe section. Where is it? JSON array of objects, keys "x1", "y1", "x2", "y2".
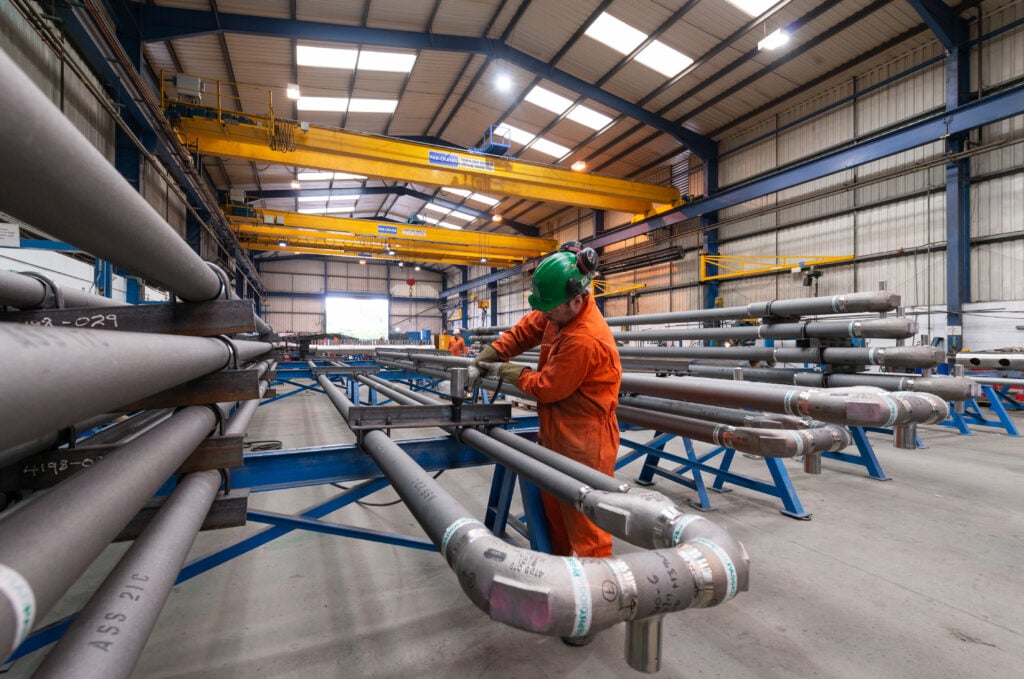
[
  {"x1": 0, "y1": 48, "x2": 222, "y2": 302},
  {"x1": 316, "y1": 377, "x2": 749, "y2": 652},
  {"x1": 970, "y1": 376, "x2": 1024, "y2": 386},
  {"x1": 607, "y1": 345, "x2": 944, "y2": 370},
  {"x1": 795, "y1": 373, "x2": 981, "y2": 401},
  {"x1": 32, "y1": 470, "x2": 220, "y2": 679},
  {"x1": 0, "y1": 269, "x2": 121, "y2": 309},
  {"x1": 0, "y1": 325, "x2": 224, "y2": 451},
  {"x1": 618, "y1": 394, "x2": 827, "y2": 430},
  {"x1": 357, "y1": 374, "x2": 627, "y2": 494},
  {"x1": 0, "y1": 406, "x2": 217, "y2": 657},
  {"x1": 600, "y1": 318, "x2": 917, "y2": 342},
  {"x1": 0, "y1": 413, "x2": 117, "y2": 471},
  {"x1": 616, "y1": 405, "x2": 850, "y2": 457},
  {"x1": 473, "y1": 292, "x2": 901, "y2": 332},
  {"x1": 620, "y1": 374, "x2": 949, "y2": 426},
  {"x1": 956, "y1": 353, "x2": 1024, "y2": 369}
]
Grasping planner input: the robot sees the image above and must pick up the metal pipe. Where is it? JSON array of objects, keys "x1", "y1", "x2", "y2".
[
  {"x1": 616, "y1": 405, "x2": 849, "y2": 457},
  {"x1": 609, "y1": 345, "x2": 944, "y2": 370},
  {"x1": 625, "y1": 616, "x2": 663, "y2": 673},
  {"x1": 0, "y1": 325, "x2": 257, "y2": 451},
  {"x1": 0, "y1": 406, "x2": 218, "y2": 657},
  {"x1": 32, "y1": 470, "x2": 221, "y2": 679},
  {"x1": 0, "y1": 47, "x2": 223, "y2": 302},
  {"x1": 618, "y1": 394, "x2": 826, "y2": 430},
  {"x1": 357, "y1": 374, "x2": 628, "y2": 493},
  {"x1": 620, "y1": 374, "x2": 949, "y2": 426},
  {"x1": 315, "y1": 377, "x2": 749, "y2": 655},
  {"x1": 955, "y1": 353, "x2": 1024, "y2": 369},
  {"x1": 0, "y1": 413, "x2": 117, "y2": 471},
  {"x1": 0, "y1": 269, "x2": 121, "y2": 309},
  {"x1": 472, "y1": 292, "x2": 901, "y2": 332}
]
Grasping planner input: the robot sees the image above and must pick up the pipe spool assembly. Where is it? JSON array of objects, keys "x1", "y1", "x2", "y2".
[{"x1": 0, "y1": 39, "x2": 1002, "y2": 676}]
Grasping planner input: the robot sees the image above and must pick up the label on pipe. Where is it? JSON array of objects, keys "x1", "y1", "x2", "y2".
[{"x1": 0, "y1": 563, "x2": 35, "y2": 654}]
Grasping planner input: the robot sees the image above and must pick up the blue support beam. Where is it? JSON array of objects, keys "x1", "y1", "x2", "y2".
[
  {"x1": 700, "y1": 153, "x2": 720, "y2": 315},
  {"x1": 137, "y1": 5, "x2": 714, "y2": 159},
  {"x1": 906, "y1": 0, "x2": 967, "y2": 50}
]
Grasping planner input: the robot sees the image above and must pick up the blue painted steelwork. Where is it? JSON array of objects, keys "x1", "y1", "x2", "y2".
[
  {"x1": 906, "y1": 0, "x2": 965, "y2": 50},
  {"x1": 484, "y1": 464, "x2": 517, "y2": 537},
  {"x1": 940, "y1": 387, "x2": 1021, "y2": 436},
  {"x1": 519, "y1": 478, "x2": 552, "y2": 553},
  {"x1": 616, "y1": 434, "x2": 810, "y2": 519},
  {"x1": 136, "y1": 5, "x2": 714, "y2": 158},
  {"x1": 246, "y1": 511, "x2": 435, "y2": 551},
  {"x1": 443, "y1": 84, "x2": 1024, "y2": 298},
  {"x1": 93, "y1": 259, "x2": 113, "y2": 298},
  {"x1": 18, "y1": 238, "x2": 80, "y2": 252},
  {"x1": 701, "y1": 155, "x2": 720, "y2": 314},
  {"x1": 826, "y1": 428, "x2": 891, "y2": 480}
]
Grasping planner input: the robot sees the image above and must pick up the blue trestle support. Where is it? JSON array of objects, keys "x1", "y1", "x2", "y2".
[
  {"x1": 937, "y1": 386, "x2": 1020, "y2": 436},
  {"x1": 615, "y1": 433, "x2": 811, "y2": 520},
  {"x1": 828, "y1": 427, "x2": 892, "y2": 480}
]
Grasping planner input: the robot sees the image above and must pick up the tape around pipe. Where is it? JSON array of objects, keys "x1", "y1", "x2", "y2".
[
  {"x1": 690, "y1": 538, "x2": 739, "y2": 603},
  {"x1": 441, "y1": 517, "x2": 480, "y2": 557},
  {"x1": 563, "y1": 556, "x2": 592, "y2": 638},
  {"x1": 670, "y1": 514, "x2": 703, "y2": 546},
  {"x1": 0, "y1": 563, "x2": 35, "y2": 655}
]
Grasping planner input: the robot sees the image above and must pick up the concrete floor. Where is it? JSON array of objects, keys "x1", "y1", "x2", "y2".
[{"x1": 7, "y1": 384, "x2": 1024, "y2": 678}]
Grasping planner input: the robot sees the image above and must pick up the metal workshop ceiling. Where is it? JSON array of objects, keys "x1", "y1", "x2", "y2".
[{"x1": 137, "y1": 0, "x2": 950, "y2": 266}]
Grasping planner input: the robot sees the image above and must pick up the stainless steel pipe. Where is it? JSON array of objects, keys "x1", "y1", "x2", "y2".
[
  {"x1": 0, "y1": 406, "x2": 218, "y2": 657},
  {"x1": 0, "y1": 48, "x2": 223, "y2": 302},
  {"x1": 32, "y1": 470, "x2": 221, "y2": 679},
  {"x1": 0, "y1": 325, "x2": 269, "y2": 451},
  {"x1": 0, "y1": 269, "x2": 122, "y2": 309}
]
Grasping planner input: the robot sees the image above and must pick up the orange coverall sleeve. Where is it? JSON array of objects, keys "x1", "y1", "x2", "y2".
[
  {"x1": 515, "y1": 335, "x2": 593, "y2": 404},
  {"x1": 491, "y1": 311, "x2": 547, "y2": 360}
]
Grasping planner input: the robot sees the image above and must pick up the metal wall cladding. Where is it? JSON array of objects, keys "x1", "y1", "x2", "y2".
[
  {"x1": 974, "y1": 240, "x2": 1024, "y2": 303},
  {"x1": 671, "y1": 286, "x2": 700, "y2": 313},
  {"x1": 973, "y1": 173, "x2": 1024, "y2": 238},
  {"x1": 776, "y1": 216, "x2": 857, "y2": 257},
  {"x1": 856, "y1": 194, "x2": 943, "y2": 255},
  {"x1": 777, "y1": 103, "x2": 855, "y2": 167},
  {"x1": 603, "y1": 296, "x2": 628, "y2": 319},
  {"x1": 636, "y1": 289, "x2": 671, "y2": 316},
  {"x1": 856, "y1": 255, "x2": 944, "y2": 308},
  {"x1": 719, "y1": 275, "x2": 778, "y2": 308},
  {"x1": 855, "y1": 143, "x2": 944, "y2": 205},
  {"x1": 720, "y1": 138, "x2": 776, "y2": 186},
  {"x1": 264, "y1": 296, "x2": 292, "y2": 314},
  {"x1": 975, "y1": 114, "x2": 1024, "y2": 175},
  {"x1": 265, "y1": 258, "x2": 325, "y2": 275},
  {"x1": 292, "y1": 297, "x2": 324, "y2": 315},
  {"x1": 776, "y1": 172, "x2": 856, "y2": 225},
  {"x1": 855, "y1": 52, "x2": 944, "y2": 137},
  {"x1": 981, "y1": 2, "x2": 1024, "y2": 89},
  {"x1": 719, "y1": 211, "x2": 778, "y2": 242},
  {"x1": 267, "y1": 312, "x2": 320, "y2": 334}
]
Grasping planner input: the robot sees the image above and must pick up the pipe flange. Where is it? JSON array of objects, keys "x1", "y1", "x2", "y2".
[
  {"x1": 205, "y1": 262, "x2": 232, "y2": 301},
  {"x1": 18, "y1": 270, "x2": 64, "y2": 309}
]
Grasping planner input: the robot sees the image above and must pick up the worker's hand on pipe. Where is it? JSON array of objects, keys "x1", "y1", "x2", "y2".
[
  {"x1": 465, "y1": 365, "x2": 482, "y2": 392},
  {"x1": 497, "y1": 362, "x2": 527, "y2": 388},
  {"x1": 471, "y1": 344, "x2": 499, "y2": 367}
]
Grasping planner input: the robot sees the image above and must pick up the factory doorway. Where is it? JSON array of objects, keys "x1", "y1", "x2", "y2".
[{"x1": 325, "y1": 295, "x2": 389, "y2": 341}]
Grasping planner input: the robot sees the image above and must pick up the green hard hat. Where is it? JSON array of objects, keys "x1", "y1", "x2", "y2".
[{"x1": 528, "y1": 251, "x2": 594, "y2": 312}]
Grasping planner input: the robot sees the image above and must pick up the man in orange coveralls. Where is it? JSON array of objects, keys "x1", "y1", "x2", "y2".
[
  {"x1": 472, "y1": 243, "x2": 621, "y2": 646},
  {"x1": 448, "y1": 327, "x2": 467, "y2": 357}
]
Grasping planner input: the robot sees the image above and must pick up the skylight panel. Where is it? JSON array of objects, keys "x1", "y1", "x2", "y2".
[
  {"x1": 585, "y1": 13, "x2": 646, "y2": 53},
  {"x1": 493, "y1": 124, "x2": 536, "y2": 146},
  {"x1": 422, "y1": 203, "x2": 450, "y2": 214},
  {"x1": 443, "y1": 187, "x2": 471, "y2": 198},
  {"x1": 446, "y1": 211, "x2": 477, "y2": 222},
  {"x1": 297, "y1": 97, "x2": 348, "y2": 112},
  {"x1": 635, "y1": 41, "x2": 694, "y2": 77},
  {"x1": 346, "y1": 98, "x2": 398, "y2": 113},
  {"x1": 530, "y1": 137, "x2": 572, "y2": 158},
  {"x1": 419, "y1": 215, "x2": 440, "y2": 224},
  {"x1": 437, "y1": 222, "x2": 463, "y2": 230},
  {"x1": 566, "y1": 105, "x2": 613, "y2": 131},
  {"x1": 724, "y1": 0, "x2": 778, "y2": 17},
  {"x1": 297, "y1": 171, "x2": 333, "y2": 181},
  {"x1": 298, "y1": 195, "x2": 329, "y2": 202},
  {"x1": 468, "y1": 193, "x2": 499, "y2": 206},
  {"x1": 525, "y1": 86, "x2": 572, "y2": 115},
  {"x1": 358, "y1": 50, "x2": 417, "y2": 73},
  {"x1": 298, "y1": 207, "x2": 328, "y2": 214},
  {"x1": 297, "y1": 46, "x2": 357, "y2": 69},
  {"x1": 323, "y1": 206, "x2": 355, "y2": 214}
]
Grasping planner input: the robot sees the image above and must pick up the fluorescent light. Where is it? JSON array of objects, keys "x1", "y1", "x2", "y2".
[
  {"x1": 525, "y1": 86, "x2": 572, "y2": 115},
  {"x1": 297, "y1": 45, "x2": 357, "y2": 69},
  {"x1": 725, "y1": 0, "x2": 778, "y2": 17},
  {"x1": 297, "y1": 97, "x2": 348, "y2": 112},
  {"x1": 758, "y1": 28, "x2": 790, "y2": 51},
  {"x1": 635, "y1": 41, "x2": 694, "y2": 77},
  {"x1": 585, "y1": 13, "x2": 646, "y2": 54},
  {"x1": 566, "y1": 105, "x2": 613, "y2": 131},
  {"x1": 530, "y1": 137, "x2": 571, "y2": 158},
  {"x1": 286, "y1": 83, "x2": 301, "y2": 100},
  {"x1": 358, "y1": 50, "x2": 416, "y2": 73},
  {"x1": 347, "y1": 98, "x2": 398, "y2": 113}
]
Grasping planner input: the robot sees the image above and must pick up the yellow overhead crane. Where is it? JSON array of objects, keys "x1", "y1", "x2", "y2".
[
  {"x1": 162, "y1": 73, "x2": 679, "y2": 214},
  {"x1": 230, "y1": 209, "x2": 557, "y2": 268},
  {"x1": 699, "y1": 254, "x2": 855, "y2": 281}
]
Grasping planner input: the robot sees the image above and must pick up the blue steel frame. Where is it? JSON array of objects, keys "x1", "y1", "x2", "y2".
[{"x1": 939, "y1": 386, "x2": 1021, "y2": 437}]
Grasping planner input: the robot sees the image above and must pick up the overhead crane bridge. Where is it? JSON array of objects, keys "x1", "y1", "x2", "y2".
[{"x1": 161, "y1": 72, "x2": 681, "y2": 216}]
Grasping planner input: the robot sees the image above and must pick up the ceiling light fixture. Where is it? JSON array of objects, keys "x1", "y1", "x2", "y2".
[
  {"x1": 290, "y1": 180, "x2": 301, "y2": 189},
  {"x1": 496, "y1": 74, "x2": 512, "y2": 91},
  {"x1": 758, "y1": 28, "x2": 790, "y2": 51},
  {"x1": 278, "y1": 239, "x2": 287, "y2": 247},
  {"x1": 480, "y1": 257, "x2": 487, "y2": 263},
  {"x1": 571, "y1": 160, "x2": 587, "y2": 172},
  {"x1": 286, "y1": 83, "x2": 301, "y2": 100},
  {"x1": 491, "y1": 214, "x2": 503, "y2": 223}
]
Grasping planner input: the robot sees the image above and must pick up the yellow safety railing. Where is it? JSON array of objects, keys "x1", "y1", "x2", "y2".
[
  {"x1": 159, "y1": 70, "x2": 276, "y2": 131},
  {"x1": 699, "y1": 254, "x2": 854, "y2": 281}
]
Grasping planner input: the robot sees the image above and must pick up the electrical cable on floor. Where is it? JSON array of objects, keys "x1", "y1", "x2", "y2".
[
  {"x1": 332, "y1": 470, "x2": 445, "y2": 507},
  {"x1": 244, "y1": 440, "x2": 283, "y2": 451}
]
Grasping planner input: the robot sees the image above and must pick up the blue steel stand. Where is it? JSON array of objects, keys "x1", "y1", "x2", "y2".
[
  {"x1": 483, "y1": 465, "x2": 552, "y2": 553},
  {"x1": 827, "y1": 427, "x2": 892, "y2": 480},
  {"x1": 944, "y1": 387, "x2": 1021, "y2": 436},
  {"x1": 616, "y1": 433, "x2": 811, "y2": 520}
]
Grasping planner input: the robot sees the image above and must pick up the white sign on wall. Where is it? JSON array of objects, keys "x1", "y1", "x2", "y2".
[{"x1": 0, "y1": 223, "x2": 19, "y2": 247}]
